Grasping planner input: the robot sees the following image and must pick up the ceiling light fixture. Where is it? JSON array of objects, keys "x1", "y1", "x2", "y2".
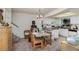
[{"x1": 37, "y1": 8, "x2": 43, "y2": 19}]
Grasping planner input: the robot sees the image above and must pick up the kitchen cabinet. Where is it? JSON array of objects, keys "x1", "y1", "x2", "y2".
[
  {"x1": 68, "y1": 31, "x2": 77, "y2": 36},
  {"x1": 51, "y1": 29, "x2": 59, "y2": 39},
  {"x1": 59, "y1": 29, "x2": 68, "y2": 37}
]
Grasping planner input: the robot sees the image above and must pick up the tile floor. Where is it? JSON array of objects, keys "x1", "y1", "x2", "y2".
[{"x1": 13, "y1": 37, "x2": 65, "y2": 51}]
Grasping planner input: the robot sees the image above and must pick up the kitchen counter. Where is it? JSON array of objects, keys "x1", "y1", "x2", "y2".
[{"x1": 68, "y1": 29, "x2": 77, "y2": 32}]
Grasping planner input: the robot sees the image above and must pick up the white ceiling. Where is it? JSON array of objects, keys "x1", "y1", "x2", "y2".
[
  {"x1": 12, "y1": 8, "x2": 79, "y2": 18},
  {"x1": 48, "y1": 8, "x2": 79, "y2": 18},
  {"x1": 12, "y1": 8, "x2": 57, "y2": 16},
  {"x1": 55, "y1": 8, "x2": 79, "y2": 15}
]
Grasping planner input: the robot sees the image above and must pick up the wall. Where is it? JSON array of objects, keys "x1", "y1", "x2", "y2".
[
  {"x1": 0, "y1": 8, "x2": 12, "y2": 26},
  {"x1": 3, "y1": 8, "x2": 12, "y2": 26},
  {"x1": 59, "y1": 16, "x2": 79, "y2": 25},
  {"x1": 70, "y1": 16, "x2": 79, "y2": 24},
  {"x1": 43, "y1": 18, "x2": 61, "y2": 25},
  {"x1": 12, "y1": 12, "x2": 37, "y2": 30},
  {"x1": 12, "y1": 12, "x2": 37, "y2": 38},
  {"x1": 59, "y1": 16, "x2": 79, "y2": 29},
  {"x1": 70, "y1": 16, "x2": 79, "y2": 29}
]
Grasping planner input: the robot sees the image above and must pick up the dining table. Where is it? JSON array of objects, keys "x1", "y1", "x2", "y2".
[{"x1": 32, "y1": 32, "x2": 51, "y2": 46}]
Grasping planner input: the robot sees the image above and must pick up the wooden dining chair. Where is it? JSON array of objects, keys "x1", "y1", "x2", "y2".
[
  {"x1": 24, "y1": 30, "x2": 30, "y2": 38},
  {"x1": 30, "y1": 33, "x2": 44, "y2": 48},
  {"x1": 24, "y1": 30, "x2": 32, "y2": 42},
  {"x1": 44, "y1": 32, "x2": 52, "y2": 46}
]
